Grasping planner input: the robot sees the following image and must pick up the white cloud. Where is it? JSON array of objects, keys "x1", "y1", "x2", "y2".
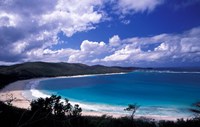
[
  {"x1": 104, "y1": 27, "x2": 200, "y2": 66},
  {"x1": 3, "y1": 26, "x2": 197, "y2": 67},
  {"x1": 12, "y1": 41, "x2": 28, "y2": 54},
  {"x1": 109, "y1": 35, "x2": 121, "y2": 47},
  {"x1": 64, "y1": 26, "x2": 200, "y2": 66},
  {"x1": 0, "y1": 12, "x2": 20, "y2": 27},
  {"x1": 1, "y1": 0, "x2": 199, "y2": 67},
  {"x1": 68, "y1": 40, "x2": 109, "y2": 63},
  {"x1": 116, "y1": 0, "x2": 163, "y2": 14},
  {"x1": 40, "y1": 0, "x2": 103, "y2": 37},
  {"x1": 121, "y1": 19, "x2": 131, "y2": 25},
  {"x1": 103, "y1": 45, "x2": 141, "y2": 61},
  {"x1": 155, "y1": 43, "x2": 169, "y2": 51},
  {"x1": 181, "y1": 38, "x2": 200, "y2": 53},
  {"x1": 26, "y1": 48, "x2": 78, "y2": 63},
  {"x1": 0, "y1": 0, "x2": 104, "y2": 62},
  {"x1": 80, "y1": 40, "x2": 106, "y2": 52}
]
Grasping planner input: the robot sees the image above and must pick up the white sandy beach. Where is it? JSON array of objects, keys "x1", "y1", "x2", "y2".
[
  {"x1": 0, "y1": 79, "x2": 33, "y2": 109},
  {"x1": 0, "y1": 78, "x2": 187, "y2": 121},
  {"x1": 0, "y1": 73, "x2": 126, "y2": 110},
  {"x1": 0, "y1": 78, "x2": 126, "y2": 118}
]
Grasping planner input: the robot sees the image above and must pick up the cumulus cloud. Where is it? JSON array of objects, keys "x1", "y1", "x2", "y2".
[
  {"x1": 68, "y1": 40, "x2": 109, "y2": 64},
  {"x1": 0, "y1": 0, "x2": 165, "y2": 64},
  {"x1": 109, "y1": 35, "x2": 121, "y2": 47},
  {"x1": 40, "y1": 0, "x2": 103, "y2": 37},
  {"x1": 1, "y1": 0, "x2": 199, "y2": 67},
  {"x1": 61, "y1": 26, "x2": 200, "y2": 67},
  {"x1": 27, "y1": 48, "x2": 78, "y2": 63},
  {"x1": 0, "y1": 0, "x2": 104, "y2": 62},
  {"x1": 102, "y1": 27, "x2": 200, "y2": 66}
]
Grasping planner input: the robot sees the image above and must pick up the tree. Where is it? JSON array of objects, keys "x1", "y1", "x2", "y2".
[
  {"x1": 30, "y1": 95, "x2": 82, "y2": 118},
  {"x1": 124, "y1": 104, "x2": 140, "y2": 120},
  {"x1": 125, "y1": 104, "x2": 140, "y2": 127},
  {"x1": 72, "y1": 104, "x2": 82, "y2": 116}
]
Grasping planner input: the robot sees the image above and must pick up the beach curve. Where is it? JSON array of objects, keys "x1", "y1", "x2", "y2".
[{"x1": 0, "y1": 74, "x2": 193, "y2": 121}]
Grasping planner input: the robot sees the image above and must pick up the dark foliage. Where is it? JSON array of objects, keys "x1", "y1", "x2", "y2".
[
  {"x1": 0, "y1": 62, "x2": 135, "y2": 89},
  {"x1": 1, "y1": 100, "x2": 200, "y2": 127},
  {"x1": 0, "y1": 73, "x2": 19, "y2": 89},
  {"x1": 159, "y1": 118, "x2": 200, "y2": 127},
  {"x1": 30, "y1": 95, "x2": 82, "y2": 119},
  {"x1": 0, "y1": 63, "x2": 200, "y2": 127},
  {"x1": 124, "y1": 104, "x2": 140, "y2": 119},
  {"x1": 0, "y1": 100, "x2": 155, "y2": 127},
  {"x1": 124, "y1": 104, "x2": 140, "y2": 127}
]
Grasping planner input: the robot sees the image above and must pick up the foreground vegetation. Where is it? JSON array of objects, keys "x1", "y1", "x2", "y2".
[
  {"x1": 0, "y1": 95, "x2": 200, "y2": 127},
  {"x1": 1, "y1": 62, "x2": 200, "y2": 126}
]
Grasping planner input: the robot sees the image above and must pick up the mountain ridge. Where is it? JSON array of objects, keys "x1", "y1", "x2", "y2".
[{"x1": 0, "y1": 62, "x2": 135, "y2": 88}]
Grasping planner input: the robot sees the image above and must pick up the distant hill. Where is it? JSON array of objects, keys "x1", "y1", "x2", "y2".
[{"x1": 0, "y1": 62, "x2": 135, "y2": 88}]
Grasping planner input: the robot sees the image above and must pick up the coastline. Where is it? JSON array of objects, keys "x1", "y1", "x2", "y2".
[
  {"x1": 0, "y1": 73, "x2": 127, "y2": 111},
  {"x1": 0, "y1": 73, "x2": 192, "y2": 121},
  {"x1": 0, "y1": 79, "x2": 33, "y2": 109}
]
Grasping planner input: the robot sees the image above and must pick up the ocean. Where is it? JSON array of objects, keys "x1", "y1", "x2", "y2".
[{"x1": 25, "y1": 71, "x2": 200, "y2": 119}]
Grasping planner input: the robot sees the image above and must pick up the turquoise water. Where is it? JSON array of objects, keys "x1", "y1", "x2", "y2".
[{"x1": 34, "y1": 71, "x2": 200, "y2": 118}]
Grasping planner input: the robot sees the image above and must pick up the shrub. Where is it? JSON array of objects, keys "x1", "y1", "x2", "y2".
[{"x1": 30, "y1": 95, "x2": 82, "y2": 118}]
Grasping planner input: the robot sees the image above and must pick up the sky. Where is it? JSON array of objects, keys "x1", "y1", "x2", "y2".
[{"x1": 0, "y1": 0, "x2": 200, "y2": 67}]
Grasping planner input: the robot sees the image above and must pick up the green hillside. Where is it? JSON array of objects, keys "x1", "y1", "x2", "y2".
[{"x1": 0, "y1": 62, "x2": 134, "y2": 88}]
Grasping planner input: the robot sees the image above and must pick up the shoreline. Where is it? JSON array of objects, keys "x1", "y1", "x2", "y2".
[
  {"x1": 0, "y1": 73, "x2": 192, "y2": 121},
  {"x1": 0, "y1": 79, "x2": 33, "y2": 109}
]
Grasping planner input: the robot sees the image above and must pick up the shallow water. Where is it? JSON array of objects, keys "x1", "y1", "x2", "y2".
[{"x1": 29, "y1": 71, "x2": 200, "y2": 118}]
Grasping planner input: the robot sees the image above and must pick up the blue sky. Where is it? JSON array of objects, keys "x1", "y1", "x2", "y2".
[{"x1": 0, "y1": 0, "x2": 200, "y2": 67}]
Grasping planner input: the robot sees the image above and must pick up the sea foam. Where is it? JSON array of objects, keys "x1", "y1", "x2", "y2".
[
  {"x1": 137, "y1": 70, "x2": 200, "y2": 74},
  {"x1": 25, "y1": 79, "x2": 192, "y2": 119},
  {"x1": 23, "y1": 72, "x2": 198, "y2": 120}
]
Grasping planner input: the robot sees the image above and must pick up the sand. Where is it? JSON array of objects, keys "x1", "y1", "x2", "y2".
[
  {"x1": 0, "y1": 79, "x2": 33, "y2": 109},
  {"x1": 0, "y1": 78, "x2": 186, "y2": 121}
]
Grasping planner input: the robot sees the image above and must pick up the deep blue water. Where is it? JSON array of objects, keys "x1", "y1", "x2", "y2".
[{"x1": 34, "y1": 71, "x2": 200, "y2": 117}]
